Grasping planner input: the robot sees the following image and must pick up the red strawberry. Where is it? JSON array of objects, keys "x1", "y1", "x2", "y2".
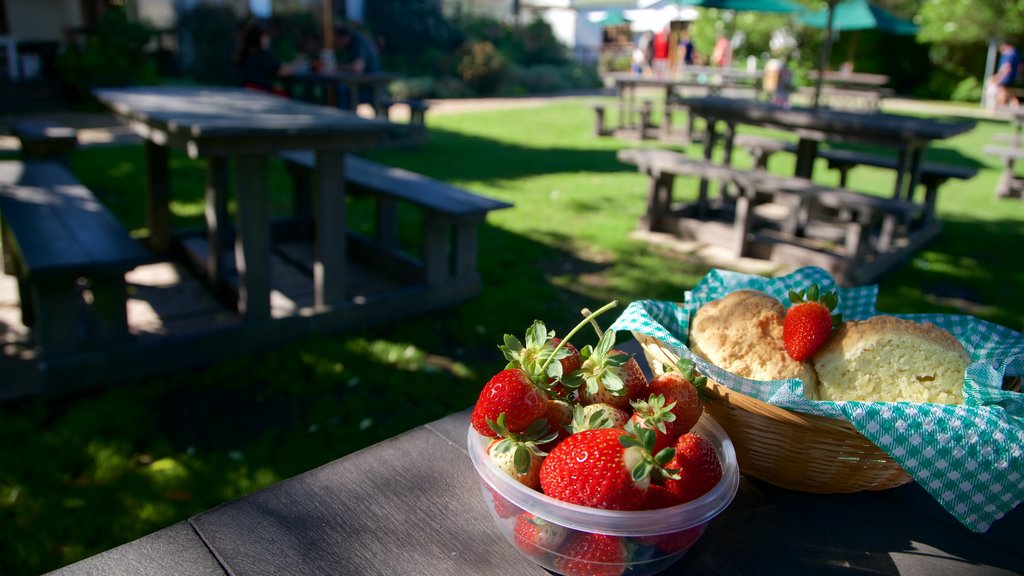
[
  {"x1": 540, "y1": 424, "x2": 676, "y2": 511},
  {"x1": 629, "y1": 394, "x2": 679, "y2": 454},
  {"x1": 663, "y1": 433, "x2": 723, "y2": 503},
  {"x1": 639, "y1": 484, "x2": 685, "y2": 510},
  {"x1": 471, "y1": 368, "x2": 547, "y2": 437},
  {"x1": 553, "y1": 532, "x2": 627, "y2": 576},
  {"x1": 648, "y1": 359, "x2": 708, "y2": 435},
  {"x1": 568, "y1": 330, "x2": 648, "y2": 411},
  {"x1": 485, "y1": 415, "x2": 556, "y2": 489},
  {"x1": 635, "y1": 525, "x2": 706, "y2": 554},
  {"x1": 487, "y1": 485, "x2": 519, "y2": 519},
  {"x1": 782, "y1": 284, "x2": 842, "y2": 362},
  {"x1": 513, "y1": 513, "x2": 569, "y2": 559}
]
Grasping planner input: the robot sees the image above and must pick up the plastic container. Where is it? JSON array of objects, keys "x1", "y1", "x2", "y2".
[{"x1": 467, "y1": 415, "x2": 739, "y2": 576}]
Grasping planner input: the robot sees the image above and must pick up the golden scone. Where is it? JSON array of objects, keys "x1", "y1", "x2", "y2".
[
  {"x1": 689, "y1": 290, "x2": 819, "y2": 399},
  {"x1": 812, "y1": 315, "x2": 969, "y2": 404}
]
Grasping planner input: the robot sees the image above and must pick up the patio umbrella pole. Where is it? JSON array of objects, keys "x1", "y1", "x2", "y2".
[
  {"x1": 321, "y1": 0, "x2": 335, "y2": 71},
  {"x1": 813, "y1": 1, "x2": 837, "y2": 108}
]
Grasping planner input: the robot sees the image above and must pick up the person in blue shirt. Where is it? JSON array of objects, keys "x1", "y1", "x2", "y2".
[
  {"x1": 332, "y1": 24, "x2": 382, "y2": 111},
  {"x1": 992, "y1": 41, "x2": 1023, "y2": 108}
]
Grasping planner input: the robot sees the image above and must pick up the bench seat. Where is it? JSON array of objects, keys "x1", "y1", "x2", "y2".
[
  {"x1": 0, "y1": 160, "x2": 149, "y2": 357},
  {"x1": 818, "y1": 147, "x2": 979, "y2": 218},
  {"x1": 982, "y1": 144, "x2": 1024, "y2": 199},
  {"x1": 280, "y1": 151, "x2": 511, "y2": 293},
  {"x1": 10, "y1": 120, "x2": 78, "y2": 162},
  {"x1": 618, "y1": 148, "x2": 929, "y2": 285}
]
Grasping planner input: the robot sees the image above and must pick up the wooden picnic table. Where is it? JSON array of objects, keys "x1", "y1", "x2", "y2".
[
  {"x1": 604, "y1": 71, "x2": 762, "y2": 133},
  {"x1": 682, "y1": 96, "x2": 976, "y2": 202},
  {"x1": 806, "y1": 70, "x2": 891, "y2": 90},
  {"x1": 49, "y1": 405, "x2": 1024, "y2": 575},
  {"x1": 93, "y1": 86, "x2": 390, "y2": 321},
  {"x1": 282, "y1": 71, "x2": 399, "y2": 117}
]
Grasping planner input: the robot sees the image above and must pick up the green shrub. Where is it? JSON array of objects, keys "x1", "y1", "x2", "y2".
[
  {"x1": 388, "y1": 76, "x2": 436, "y2": 100},
  {"x1": 949, "y1": 76, "x2": 984, "y2": 102},
  {"x1": 459, "y1": 15, "x2": 568, "y2": 67},
  {"x1": 456, "y1": 41, "x2": 507, "y2": 96},
  {"x1": 432, "y1": 77, "x2": 474, "y2": 98},
  {"x1": 367, "y1": 0, "x2": 464, "y2": 75},
  {"x1": 56, "y1": 7, "x2": 159, "y2": 101}
]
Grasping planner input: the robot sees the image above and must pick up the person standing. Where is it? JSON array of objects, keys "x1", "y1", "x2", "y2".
[
  {"x1": 652, "y1": 24, "x2": 671, "y2": 77},
  {"x1": 992, "y1": 40, "x2": 1023, "y2": 108},
  {"x1": 711, "y1": 32, "x2": 732, "y2": 68},
  {"x1": 677, "y1": 26, "x2": 699, "y2": 68}
]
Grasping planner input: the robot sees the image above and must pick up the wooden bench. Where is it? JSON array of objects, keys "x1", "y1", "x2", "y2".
[
  {"x1": 381, "y1": 98, "x2": 430, "y2": 145},
  {"x1": 982, "y1": 144, "x2": 1024, "y2": 199},
  {"x1": 617, "y1": 148, "x2": 927, "y2": 285},
  {"x1": 733, "y1": 134, "x2": 797, "y2": 170},
  {"x1": 279, "y1": 152, "x2": 512, "y2": 295},
  {"x1": 10, "y1": 120, "x2": 78, "y2": 162},
  {"x1": 0, "y1": 161, "x2": 150, "y2": 358},
  {"x1": 592, "y1": 104, "x2": 612, "y2": 137},
  {"x1": 818, "y1": 147, "x2": 979, "y2": 220}
]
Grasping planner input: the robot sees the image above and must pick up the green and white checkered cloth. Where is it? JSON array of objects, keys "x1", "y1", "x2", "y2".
[{"x1": 608, "y1": 266, "x2": 1024, "y2": 533}]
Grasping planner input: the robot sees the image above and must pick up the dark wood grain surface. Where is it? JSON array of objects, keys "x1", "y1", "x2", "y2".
[
  {"x1": 50, "y1": 407, "x2": 1024, "y2": 575},
  {"x1": 46, "y1": 521, "x2": 226, "y2": 576},
  {"x1": 680, "y1": 96, "x2": 975, "y2": 143},
  {"x1": 190, "y1": 423, "x2": 544, "y2": 575}
]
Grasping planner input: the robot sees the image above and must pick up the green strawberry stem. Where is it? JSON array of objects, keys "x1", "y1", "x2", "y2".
[{"x1": 539, "y1": 300, "x2": 618, "y2": 374}]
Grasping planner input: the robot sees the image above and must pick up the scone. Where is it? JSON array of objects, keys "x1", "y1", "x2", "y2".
[
  {"x1": 812, "y1": 315, "x2": 969, "y2": 404},
  {"x1": 689, "y1": 290, "x2": 819, "y2": 399}
]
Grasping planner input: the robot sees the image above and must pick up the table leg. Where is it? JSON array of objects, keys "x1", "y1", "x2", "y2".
[
  {"x1": 794, "y1": 139, "x2": 819, "y2": 180},
  {"x1": 697, "y1": 117, "x2": 718, "y2": 220},
  {"x1": 895, "y1": 145, "x2": 924, "y2": 201},
  {"x1": 349, "y1": 83, "x2": 359, "y2": 113},
  {"x1": 617, "y1": 84, "x2": 626, "y2": 130},
  {"x1": 314, "y1": 150, "x2": 347, "y2": 310},
  {"x1": 144, "y1": 140, "x2": 171, "y2": 254},
  {"x1": 234, "y1": 154, "x2": 270, "y2": 321},
  {"x1": 205, "y1": 156, "x2": 230, "y2": 291}
]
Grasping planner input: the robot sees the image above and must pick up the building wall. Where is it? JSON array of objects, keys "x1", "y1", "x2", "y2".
[{"x1": 6, "y1": 0, "x2": 81, "y2": 42}]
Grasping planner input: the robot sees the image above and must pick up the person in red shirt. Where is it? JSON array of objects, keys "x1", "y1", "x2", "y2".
[{"x1": 652, "y1": 24, "x2": 671, "y2": 76}]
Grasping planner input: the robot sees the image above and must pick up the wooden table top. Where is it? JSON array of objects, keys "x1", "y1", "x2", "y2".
[
  {"x1": 94, "y1": 86, "x2": 391, "y2": 156},
  {"x1": 807, "y1": 70, "x2": 891, "y2": 88},
  {"x1": 680, "y1": 96, "x2": 976, "y2": 144},
  {"x1": 50, "y1": 406, "x2": 1024, "y2": 576}
]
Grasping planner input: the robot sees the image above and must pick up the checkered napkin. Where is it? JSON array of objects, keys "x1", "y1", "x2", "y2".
[{"x1": 607, "y1": 266, "x2": 1024, "y2": 532}]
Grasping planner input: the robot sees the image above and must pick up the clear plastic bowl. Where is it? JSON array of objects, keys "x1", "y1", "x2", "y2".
[{"x1": 467, "y1": 414, "x2": 739, "y2": 576}]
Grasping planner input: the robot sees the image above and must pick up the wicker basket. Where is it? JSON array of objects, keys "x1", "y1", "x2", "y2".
[{"x1": 633, "y1": 332, "x2": 913, "y2": 494}]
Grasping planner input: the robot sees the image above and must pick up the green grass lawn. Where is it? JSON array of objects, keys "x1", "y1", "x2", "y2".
[{"x1": 2, "y1": 97, "x2": 1023, "y2": 574}]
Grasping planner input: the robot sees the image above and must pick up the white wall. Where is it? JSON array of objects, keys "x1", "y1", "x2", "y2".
[{"x1": 6, "y1": 0, "x2": 81, "y2": 42}]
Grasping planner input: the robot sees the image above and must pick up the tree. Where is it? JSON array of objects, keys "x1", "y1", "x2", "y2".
[{"x1": 917, "y1": 0, "x2": 1024, "y2": 46}]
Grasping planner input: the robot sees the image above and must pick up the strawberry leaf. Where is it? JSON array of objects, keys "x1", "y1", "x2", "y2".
[
  {"x1": 654, "y1": 447, "x2": 676, "y2": 467},
  {"x1": 513, "y1": 444, "x2": 531, "y2": 474},
  {"x1": 807, "y1": 284, "x2": 820, "y2": 302},
  {"x1": 601, "y1": 370, "x2": 625, "y2": 393},
  {"x1": 593, "y1": 329, "x2": 616, "y2": 357},
  {"x1": 633, "y1": 461, "x2": 654, "y2": 482},
  {"x1": 526, "y1": 321, "x2": 549, "y2": 349}
]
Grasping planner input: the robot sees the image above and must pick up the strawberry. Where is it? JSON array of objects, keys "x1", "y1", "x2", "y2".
[
  {"x1": 639, "y1": 484, "x2": 685, "y2": 510},
  {"x1": 487, "y1": 485, "x2": 519, "y2": 519},
  {"x1": 513, "y1": 513, "x2": 569, "y2": 559},
  {"x1": 663, "y1": 433, "x2": 723, "y2": 503},
  {"x1": 499, "y1": 321, "x2": 581, "y2": 397},
  {"x1": 471, "y1": 368, "x2": 547, "y2": 437},
  {"x1": 571, "y1": 403, "x2": 629, "y2": 433},
  {"x1": 486, "y1": 415, "x2": 556, "y2": 489},
  {"x1": 782, "y1": 284, "x2": 842, "y2": 362},
  {"x1": 634, "y1": 525, "x2": 705, "y2": 554},
  {"x1": 629, "y1": 394, "x2": 679, "y2": 455},
  {"x1": 539, "y1": 399, "x2": 573, "y2": 452},
  {"x1": 648, "y1": 359, "x2": 708, "y2": 435},
  {"x1": 539, "y1": 423, "x2": 677, "y2": 511},
  {"x1": 566, "y1": 330, "x2": 648, "y2": 411},
  {"x1": 553, "y1": 532, "x2": 627, "y2": 576}
]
